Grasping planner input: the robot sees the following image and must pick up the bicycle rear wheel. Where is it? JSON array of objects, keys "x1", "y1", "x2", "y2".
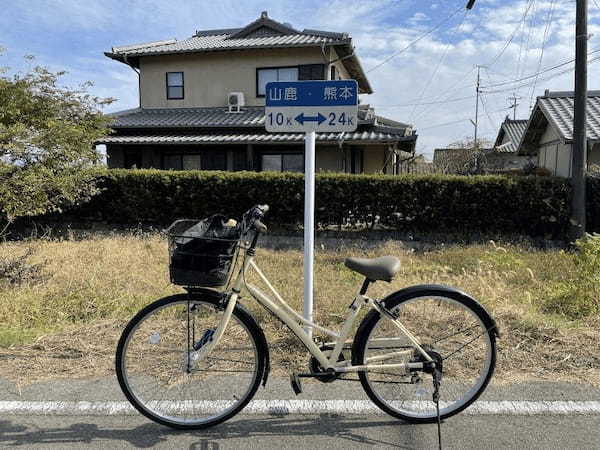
[
  {"x1": 116, "y1": 293, "x2": 266, "y2": 430},
  {"x1": 353, "y1": 287, "x2": 497, "y2": 423}
]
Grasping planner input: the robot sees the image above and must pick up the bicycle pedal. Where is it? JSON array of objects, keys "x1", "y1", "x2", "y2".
[{"x1": 290, "y1": 373, "x2": 303, "y2": 395}]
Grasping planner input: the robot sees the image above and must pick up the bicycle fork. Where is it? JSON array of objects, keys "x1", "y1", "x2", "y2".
[{"x1": 186, "y1": 292, "x2": 239, "y2": 369}]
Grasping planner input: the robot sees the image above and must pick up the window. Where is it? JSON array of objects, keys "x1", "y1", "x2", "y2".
[
  {"x1": 124, "y1": 150, "x2": 142, "y2": 169},
  {"x1": 298, "y1": 64, "x2": 325, "y2": 80},
  {"x1": 257, "y1": 67, "x2": 299, "y2": 97},
  {"x1": 261, "y1": 153, "x2": 304, "y2": 172},
  {"x1": 330, "y1": 65, "x2": 336, "y2": 80},
  {"x1": 166, "y1": 72, "x2": 184, "y2": 100},
  {"x1": 163, "y1": 153, "x2": 202, "y2": 171}
]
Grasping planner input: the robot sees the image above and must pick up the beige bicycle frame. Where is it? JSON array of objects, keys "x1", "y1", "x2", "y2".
[{"x1": 196, "y1": 252, "x2": 433, "y2": 373}]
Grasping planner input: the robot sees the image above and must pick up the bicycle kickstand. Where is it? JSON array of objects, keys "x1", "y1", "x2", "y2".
[{"x1": 433, "y1": 365, "x2": 443, "y2": 450}]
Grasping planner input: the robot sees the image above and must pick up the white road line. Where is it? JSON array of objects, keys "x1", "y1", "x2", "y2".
[{"x1": 1, "y1": 400, "x2": 600, "y2": 416}]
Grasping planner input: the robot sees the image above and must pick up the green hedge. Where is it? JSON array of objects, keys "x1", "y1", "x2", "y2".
[{"x1": 61, "y1": 169, "x2": 589, "y2": 238}]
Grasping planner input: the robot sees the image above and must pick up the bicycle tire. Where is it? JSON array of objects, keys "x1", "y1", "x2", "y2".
[
  {"x1": 352, "y1": 285, "x2": 497, "y2": 424},
  {"x1": 116, "y1": 293, "x2": 267, "y2": 430}
]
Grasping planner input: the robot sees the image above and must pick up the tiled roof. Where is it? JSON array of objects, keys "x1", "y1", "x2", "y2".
[
  {"x1": 109, "y1": 107, "x2": 266, "y2": 129},
  {"x1": 98, "y1": 130, "x2": 414, "y2": 145},
  {"x1": 493, "y1": 118, "x2": 528, "y2": 153},
  {"x1": 108, "y1": 106, "x2": 410, "y2": 131},
  {"x1": 105, "y1": 12, "x2": 372, "y2": 94},
  {"x1": 537, "y1": 92, "x2": 600, "y2": 141},
  {"x1": 518, "y1": 91, "x2": 600, "y2": 155},
  {"x1": 109, "y1": 32, "x2": 348, "y2": 57},
  {"x1": 108, "y1": 13, "x2": 350, "y2": 57}
]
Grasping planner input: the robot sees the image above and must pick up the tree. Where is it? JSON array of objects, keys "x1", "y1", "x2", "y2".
[
  {"x1": 0, "y1": 55, "x2": 114, "y2": 230},
  {"x1": 435, "y1": 137, "x2": 493, "y2": 175}
]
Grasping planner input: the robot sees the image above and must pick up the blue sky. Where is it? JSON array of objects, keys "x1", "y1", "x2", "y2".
[{"x1": 2, "y1": 0, "x2": 599, "y2": 158}]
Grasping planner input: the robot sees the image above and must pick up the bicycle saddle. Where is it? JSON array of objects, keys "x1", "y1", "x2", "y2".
[{"x1": 344, "y1": 256, "x2": 401, "y2": 282}]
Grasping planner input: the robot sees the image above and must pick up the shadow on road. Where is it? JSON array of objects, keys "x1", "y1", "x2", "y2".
[{"x1": 0, "y1": 415, "x2": 418, "y2": 449}]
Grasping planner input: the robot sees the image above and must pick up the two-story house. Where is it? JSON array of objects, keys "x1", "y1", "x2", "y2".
[{"x1": 99, "y1": 12, "x2": 417, "y2": 174}]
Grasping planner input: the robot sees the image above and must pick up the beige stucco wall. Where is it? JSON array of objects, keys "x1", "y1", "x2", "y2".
[
  {"x1": 317, "y1": 146, "x2": 344, "y2": 172},
  {"x1": 139, "y1": 48, "x2": 330, "y2": 108}
]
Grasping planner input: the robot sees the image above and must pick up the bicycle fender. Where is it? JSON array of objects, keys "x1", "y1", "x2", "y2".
[
  {"x1": 234, "y1": 300, "x2": 271, "y2": 387},
  {"x1": 379, "y1": 284, "x2": 500, "y2": 338}
]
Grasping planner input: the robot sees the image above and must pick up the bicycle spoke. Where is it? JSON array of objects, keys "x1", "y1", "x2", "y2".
[{"x1": 118, "y1": 298, "x2": 261, "y2": 427}]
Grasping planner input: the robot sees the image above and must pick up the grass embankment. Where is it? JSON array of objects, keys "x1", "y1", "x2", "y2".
[{"x1": 0, "y1": 234, "x2": 599, "y2": 386}]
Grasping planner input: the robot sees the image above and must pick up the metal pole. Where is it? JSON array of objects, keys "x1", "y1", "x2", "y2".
[
  {"x1": 571, "y1": 0, "x2": 588, "y2": 241},
  {"x1": 304, "y1": 131, "x2": 316, "y2": 337}
]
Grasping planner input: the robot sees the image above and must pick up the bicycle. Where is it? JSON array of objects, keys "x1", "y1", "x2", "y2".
[{"x1": 116, "y1": 204, "x2": 498, "y2": 431}]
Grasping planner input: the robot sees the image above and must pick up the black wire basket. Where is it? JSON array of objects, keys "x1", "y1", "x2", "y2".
[{"x1": 166, "y1": 217, "x2": 242, "y2": 288}]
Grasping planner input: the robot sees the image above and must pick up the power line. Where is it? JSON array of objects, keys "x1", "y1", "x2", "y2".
[
  {"x1": 529, "y1": 0, "x2": 556, "y2": 109},
  {"x1": 419, "y1": 117, "x2": 473, "y2": 130},
  {"x1": 367, "y1": 5, "x2": 465, "y2": 73},
  {"x1": 518, "y1": 0, "x2": 537, "y2": 97},
  {"x1": 481, "y1": 55, "x2": 600, "y2": 94},
  {"x1": 480, "y1": 94, "x2": 498, "y2": 132},
  {"x1": 409, "y1": 9, "x2": 472, "y2": 121},
  {"x1": 375, "y1": 95, "x2": 476, "y2": 108},
  {"x1": 487, "y1": 0, "x2": 535, "y2": 67},
  {"x1": 480, "y1": 48, "x2": 600, "y2": 89},
  {"x1": 417, "y1": 107, "x2": 508, "y2": 131}
]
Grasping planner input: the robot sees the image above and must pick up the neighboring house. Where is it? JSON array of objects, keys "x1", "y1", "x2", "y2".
[
  {"x1": 518, "y1": 90, "x2": 600, "y2": 177},
  {"x1": 489, "y1": 117, "x2": 530, "y2": 170},
  {"x1": 99, "y1": 11, "x2": 417, "y2": 174}
]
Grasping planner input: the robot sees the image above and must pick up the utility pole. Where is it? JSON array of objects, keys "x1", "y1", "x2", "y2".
[
  {"x1": 571, "y1": 0, "x2": 588, "y2": 241},
  {"x1": 474, "y1": 65, "x2": 486, "y2": 148},
  {"x1": 508, "y1": 94, "x2": 522, "y2": 120}
]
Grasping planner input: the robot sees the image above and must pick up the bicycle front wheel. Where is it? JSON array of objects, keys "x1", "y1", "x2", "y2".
[
  {"x1": 353, "y1": 287, "x2": 497, "y2": 423},
  {"x1": 116, "y1": 293, "x2": 266, "y2": 430}
]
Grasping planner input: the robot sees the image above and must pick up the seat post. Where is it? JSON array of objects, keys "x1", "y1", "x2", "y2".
[{"x1": 359, "y1": 278, "x2": 372, "y2": 295}]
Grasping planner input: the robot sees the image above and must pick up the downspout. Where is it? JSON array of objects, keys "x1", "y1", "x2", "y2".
[{"x1": 123, "y1": 54, "x2": 141, "y2": 108}]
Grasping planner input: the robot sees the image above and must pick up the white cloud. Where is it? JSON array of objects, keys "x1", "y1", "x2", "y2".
[{"x1": 3, "y1": 0, "x2": 598, "y2": 160}]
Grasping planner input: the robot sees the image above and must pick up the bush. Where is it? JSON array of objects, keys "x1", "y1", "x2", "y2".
[
  {"x1": 53, "y1": 169, "x2": 580, "y2": 238},
  {"x1": 542, "y1": 234, "x2": 600, "y2": 319},
  {"x1": 0, "y1": 248, "x2": 45, "y2": 285}
]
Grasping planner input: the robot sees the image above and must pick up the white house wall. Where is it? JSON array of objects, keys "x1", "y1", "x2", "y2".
[{"x1": 536, "y1": 123, "x2": 573, "y2": 177}]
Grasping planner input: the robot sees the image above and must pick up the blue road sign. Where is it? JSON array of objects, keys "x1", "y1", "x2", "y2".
[{"x1": 265, "y1": 80, "x2": 359, "y2": 132}]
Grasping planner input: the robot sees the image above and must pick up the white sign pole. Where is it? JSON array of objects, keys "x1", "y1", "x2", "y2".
[
  {"x1": 264, "y1": 80, "x2": 358, "y2": 340},
  {"x1": 304, "y1": 130, "x2": 316, "y2": 338}
]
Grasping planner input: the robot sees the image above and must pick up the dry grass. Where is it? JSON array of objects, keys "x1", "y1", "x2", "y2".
[{"x1": 0, "y1": 234, "x2": 599, "y2": 387}]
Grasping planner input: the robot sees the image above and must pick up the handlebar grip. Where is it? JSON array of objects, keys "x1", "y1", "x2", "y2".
[{"x1": 254, "y1": 219, "x2": 267, "y2": 233}]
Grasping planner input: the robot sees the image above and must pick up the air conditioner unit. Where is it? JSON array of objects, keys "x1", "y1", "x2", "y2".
[{"x1": 228, "y1": 92, "x2": 245, "y2": 113}]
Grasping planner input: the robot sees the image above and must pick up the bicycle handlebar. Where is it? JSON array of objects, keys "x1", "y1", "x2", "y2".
[
  {"x1": 254, "y1": 219, "x2": 267, "y2": 233},
  {"x1": 243, "y1": 204, "x2": 269, "y2": 234}
]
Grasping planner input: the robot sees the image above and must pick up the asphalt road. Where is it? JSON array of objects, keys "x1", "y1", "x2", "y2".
[
  {"x1": 2, "y1": 377, "x2": 599, "y2": 449},
  {"x1": 2, "y1": 414, "x2": 599, "y2": 449}
]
